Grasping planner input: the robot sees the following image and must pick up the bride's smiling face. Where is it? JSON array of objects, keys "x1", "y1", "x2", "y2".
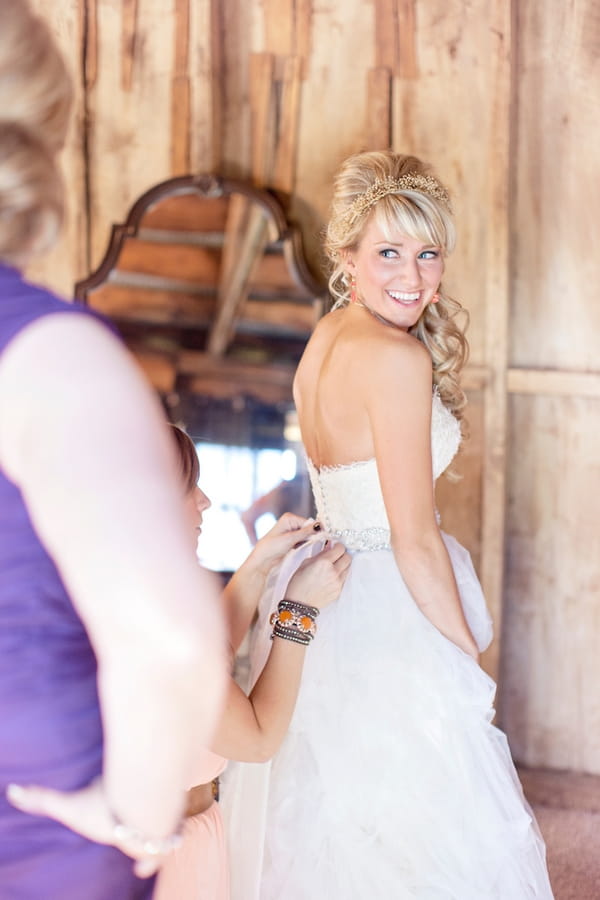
[{"x1": 346, "y1": 218, "x2": 444, "y2": 330}]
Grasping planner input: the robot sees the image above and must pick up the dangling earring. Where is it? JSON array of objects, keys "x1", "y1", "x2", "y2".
[{"x1": 350, "y1": 276, "x2": 357, "y2": 304}]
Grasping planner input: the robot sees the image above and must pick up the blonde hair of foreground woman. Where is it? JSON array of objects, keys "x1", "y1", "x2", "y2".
[{"x1": 0, "y1": 0, "x2": 73, "y2": 266}]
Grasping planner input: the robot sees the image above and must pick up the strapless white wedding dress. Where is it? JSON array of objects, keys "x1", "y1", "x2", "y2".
[{"x1": 222, "y1": 393, "x2": 554, "y2": 899}]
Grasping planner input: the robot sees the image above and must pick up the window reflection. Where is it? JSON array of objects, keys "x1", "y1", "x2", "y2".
[{"x1": 195, "y1": 442, "x2": 310, "y2": 572}]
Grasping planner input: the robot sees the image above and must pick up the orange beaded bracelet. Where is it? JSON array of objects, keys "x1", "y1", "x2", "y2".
[{"x1": 269, "y1": 599, "x2": 320, "y2": 645}]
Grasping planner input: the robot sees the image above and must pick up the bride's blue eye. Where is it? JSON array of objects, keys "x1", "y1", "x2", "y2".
[
  {"x1": 419, "y1": 249, "x2": 439, "y2": 260},
  {"x1": 379, "y1": 248, "x2": 397, "y2": 258}
]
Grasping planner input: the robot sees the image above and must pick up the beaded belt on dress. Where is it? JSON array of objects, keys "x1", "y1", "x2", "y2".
[{"x1": 329, "y1": 526, "x2": 391, "y2": 552}]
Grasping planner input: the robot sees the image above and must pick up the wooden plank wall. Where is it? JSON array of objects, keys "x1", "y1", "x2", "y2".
[
  {"x1": 501, "y1": 0, "x2": 600, "y2": 772},
  {"x1": 29, "y1": 0, "x2": 600, "y2": 774}
]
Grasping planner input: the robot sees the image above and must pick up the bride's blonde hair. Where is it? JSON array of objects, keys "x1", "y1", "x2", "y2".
[
  {"x1": 324, "y1": 150, "x2": 468, "y2": 423},
  {"x1": 0, "y1": 0, "x2": 73, "y2": 266}
]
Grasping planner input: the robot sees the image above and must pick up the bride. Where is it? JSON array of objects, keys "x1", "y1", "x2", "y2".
[{"x1": 224, "y1": 149, "x2": 554, "y2": 898}]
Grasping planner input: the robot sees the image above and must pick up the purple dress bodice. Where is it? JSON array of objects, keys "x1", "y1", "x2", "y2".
[{"x1": 0, "y1": 265, "x2": 153, "y2": 898}]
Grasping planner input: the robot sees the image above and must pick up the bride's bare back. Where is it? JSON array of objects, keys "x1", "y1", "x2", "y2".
[{"x1": 294, "y1": 305, "x2": 425, "y2": 469}]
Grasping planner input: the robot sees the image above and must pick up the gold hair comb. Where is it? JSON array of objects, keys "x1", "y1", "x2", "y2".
[{"x1": 340, "y1": 174, "x2": 451, "y2": 228}]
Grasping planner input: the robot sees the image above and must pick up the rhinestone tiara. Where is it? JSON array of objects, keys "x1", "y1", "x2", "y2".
[{"x1": 339, "y1": 174, "x2": 451, "y2": 228}]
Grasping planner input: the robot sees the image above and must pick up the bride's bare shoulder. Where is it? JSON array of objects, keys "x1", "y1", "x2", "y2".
[
  {"x1": 311, "y1": 306, "x2": 346, "y2": 338},
  {"x1": 370, "y1": 330, "x2": 431, "y2": 379},
  {"x1": 297, "y1": 308, "x2": 344, "y2": 363}
]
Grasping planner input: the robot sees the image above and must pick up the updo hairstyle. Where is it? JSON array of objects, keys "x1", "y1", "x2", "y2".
[{"x1": 325, "y1": 150, "x2": 468, "y2": 423}]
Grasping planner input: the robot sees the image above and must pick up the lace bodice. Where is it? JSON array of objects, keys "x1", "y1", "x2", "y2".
[{"x1": 307, "y1": 392, "x2": 461, "y2": 551}]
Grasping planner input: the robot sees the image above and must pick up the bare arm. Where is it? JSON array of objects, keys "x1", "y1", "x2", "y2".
[
  {"x1": 212, "y1": 542, "x2": 351, "y2": 762},
  {"x1": 0, "y1": 314, "x2": 228, "y2": 842},
  {"x1": 367, "y1": 337, "x2": 478, "y2": 659},
  {"x1": 223, "y1": 512, "x2": 317, "y2": 653}
]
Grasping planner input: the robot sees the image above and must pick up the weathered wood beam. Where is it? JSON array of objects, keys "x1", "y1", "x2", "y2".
[
  {"x1": 171, "y1": 0, "x2": 191, "y2": 174},
  {"x1": 181, "y1": 375, "x2": 292, "y2": 406},
  {"x1": 116, "y1": 238, "x2": 220, "y2": 283},
  {"x1": 396, "y1": 0, "x2": 417, "y2": 79},
  {"x1": 83, "y1": 0, "x2": 98, "y2": 89},
  {"x1": 294, "y1": 0, "x2": 313, "y2": 71},
  {"x1": 461, "y1": 365, "x2": 489, "y2": 392},
  {"x1": 133, "y1": 350, "x2": 177, "y2": 393},
  {"x1": 273, "y1": 55, "x2": 303, "y2": 194},
  {"x1": 264, "y1": 0, "x2": 294, "y2": 56},
  {"x1": 178, "y1": 350, "x2": 294, "y2": 384},
  {"x1": 89, "y1": 284, "x2": 215, "y2": 324},
  {"x1": 250, "y1": 52, "x2": 276, "y2": 186},
  {"x1": 374, "y1": 0, "x2": 398, "y2": 72},
  {"x1": 177, "y1": 350, "x2": 295, "y2": 404},
  {"x1": 366, "y1": 67, "x2": 392, "y2": 149},
  {"x1": 207, "y1": 200, "x2": 270, "y2": 356},
  {"x1": 209, "y1": 0, "x2": 225, "y2": 170},
  {"x1": 373, "y1": 0, "x2": 417, "y2": 78},
  {"x1": 507, "y1": 368, "x2": 600, "y2": 398},
  {"x1": 121, "y1": 0, "x2": 138, "y2": 91}
]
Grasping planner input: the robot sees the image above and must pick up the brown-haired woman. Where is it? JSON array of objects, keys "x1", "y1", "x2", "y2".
[{"x1": 155, "y1": 426, "x2": 350, "y2": 900}]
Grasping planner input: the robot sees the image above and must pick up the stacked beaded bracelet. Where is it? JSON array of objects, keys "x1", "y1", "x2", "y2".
[{"x1": 269, "y1": 598, "x2": 320, "y2": 646}]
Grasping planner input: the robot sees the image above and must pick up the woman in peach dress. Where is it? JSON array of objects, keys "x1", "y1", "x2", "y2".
[
  {"x1": 154, "y1": 746, "x2": 228, "y2": 900},
  {"x1": 155, "y1": 426, "x2": 350, "y2": 900}
]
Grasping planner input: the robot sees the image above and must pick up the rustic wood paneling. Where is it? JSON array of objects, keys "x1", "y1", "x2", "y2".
[
  {"x1": 502, "y1": 0, "x2": 600, "y2": 768},
  {"x1": 290, "y1": 0, "x2": 376, "y2": 266},
  {"x1": 171, "y1": 0, "x2": 191, "y2": 174},
  {"x1": 188, "y1": 0, "x2": 214, "y2": 171},
  {"x1": 390, "y1": 3, "x2": 508, "y2": 367},
  {"x1": 511, "y1": 0, "x2": 600, "y2": 371},
  {"x1": 85, "y1": 0, "x2": 177, "y2": 269},
  {"x1": 503, "y1": 394, "x2": 600, "y2": 771},
  {"x1": 209, "y1": 0, "x2": 253, "y2": 174},
  {"x1": 382, "y1": 0, "x2": 513, "y2": 678},
  {"x1": 366, "y1": 67, "x2": 392, "y2": 150}
]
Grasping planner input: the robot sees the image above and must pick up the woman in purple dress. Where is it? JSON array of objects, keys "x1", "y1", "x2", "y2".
[{"x1": 0, "y1": 2, "x2": 227, "y2": 897}]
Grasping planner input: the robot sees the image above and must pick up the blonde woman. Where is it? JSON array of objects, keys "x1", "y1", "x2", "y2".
[
  {"x1": 226, "y1": 151, "x2": 554, "y2": 898},
  {"x1": 0, "y1": 2, "x2": 226, "y2": 896}
]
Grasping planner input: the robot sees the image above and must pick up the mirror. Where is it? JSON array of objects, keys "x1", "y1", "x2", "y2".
[{"x1": 75, "y1": 174, "x2": 326, "y2": 573}]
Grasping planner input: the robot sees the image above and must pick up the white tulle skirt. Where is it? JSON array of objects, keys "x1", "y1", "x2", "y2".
[{"x1": 222, "y1": 534, "x2": 554, "y2": 899}]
